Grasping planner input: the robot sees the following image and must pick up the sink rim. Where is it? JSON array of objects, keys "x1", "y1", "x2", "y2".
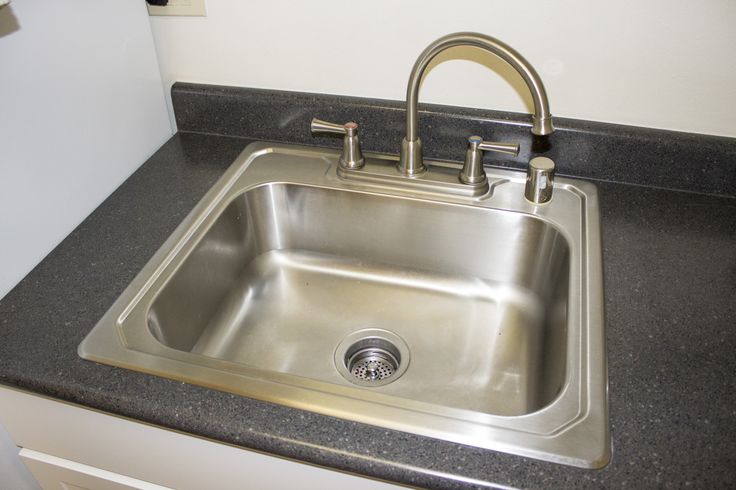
[{"x1": 79, "y1": 141, "x2": 609, "y2": 469}]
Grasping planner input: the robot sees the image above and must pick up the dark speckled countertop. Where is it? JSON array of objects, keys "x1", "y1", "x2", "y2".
[{"x1": 1, "y1": 86, "x2": 735, "y2": 489}]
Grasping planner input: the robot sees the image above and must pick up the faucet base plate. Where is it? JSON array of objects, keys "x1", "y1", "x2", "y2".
[{"x1": 338, "y1": 153, "x2": 497, "y2": 199}]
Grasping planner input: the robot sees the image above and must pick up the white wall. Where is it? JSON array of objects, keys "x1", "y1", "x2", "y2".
[
  {"x1": 149, "y1": 0, "x2": 736, "y2": 138},
  {"x1": 0, "y1": 1, "x2": 173, "y2": 300}
]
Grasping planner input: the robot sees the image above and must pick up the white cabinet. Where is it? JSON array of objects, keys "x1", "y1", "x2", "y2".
[
  {"x1": 20, "y1": 449, "x2": 169, "y2": 490},
  {"x1": 0, "y1": 387, "x2": 401, "y2": 490}
]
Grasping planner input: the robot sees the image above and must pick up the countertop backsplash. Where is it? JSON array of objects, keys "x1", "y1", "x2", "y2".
[{"x1": 172, "y1": 82, "x2": 736, "y2": 197}]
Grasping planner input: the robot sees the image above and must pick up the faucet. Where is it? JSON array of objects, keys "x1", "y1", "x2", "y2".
[{"x1": 398, "y1": 32, "x2": 555, "y2": 176}]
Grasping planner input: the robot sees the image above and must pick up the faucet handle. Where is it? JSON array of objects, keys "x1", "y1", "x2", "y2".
[
  {"x1": 460, "y1": 135, "x2": 520, "y2": 186},
  {"x1": 311, "y1": 118, "x2": 353, "y2": 135},
  {"x1": 311, "y1": 118, "x2": 365, "y2": 169}
]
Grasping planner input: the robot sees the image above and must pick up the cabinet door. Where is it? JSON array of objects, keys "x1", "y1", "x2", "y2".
[
  {"x1": 3, "y1": 388, "x2": 402, "y2": 490},
  {"x1": 19, "y1": 449, "x2": 171, "y2": 490}
]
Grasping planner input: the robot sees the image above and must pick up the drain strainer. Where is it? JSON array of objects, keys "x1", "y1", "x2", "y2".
[
  {"x1": 349, "y1": 346, "x2": 398, "y2": 381},
  {"x1": 334, "y1": 328, "x2": 410, "y2": 387}
]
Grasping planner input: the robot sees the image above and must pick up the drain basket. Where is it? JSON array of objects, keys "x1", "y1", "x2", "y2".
[{"x1": 334, "y1": 329, "x2": 410, "y2": 387}]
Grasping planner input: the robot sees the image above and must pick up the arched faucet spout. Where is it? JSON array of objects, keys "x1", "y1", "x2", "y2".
[{"x1": 398, "y1": 32, "x2": 554, "y2": 176}]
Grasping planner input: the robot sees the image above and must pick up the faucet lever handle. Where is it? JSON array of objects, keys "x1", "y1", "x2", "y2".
[
  {"x1": 311, "y1": 118, "x2": 351, "y2": 135},
  {"x1": 310, "y1": 118, "x2": 365, "y2": 170},
  {"x1": 477, "y1": 140, "x2": 520, "y2": 156},
  {"x1": 460, "y1": 136, "x2": 520, "y2": 186}
]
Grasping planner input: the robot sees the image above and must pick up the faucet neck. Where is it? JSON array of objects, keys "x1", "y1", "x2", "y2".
[{"x1": 398, "y1": 32, "x2": 554, "y2": 176}]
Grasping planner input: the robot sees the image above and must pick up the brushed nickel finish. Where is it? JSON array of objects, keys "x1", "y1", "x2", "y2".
[
  {"x1": 460, "y1": 135, "x2": 520, "y2": 188},
  {"x1": 398, "y1": 32, "x2": 554, "y2": 176},
  {"x1": 79, "y1": 142, "x2": 608, "y2": 468},
  {"x1": 525, "y1": 156, "x2": 556, "y2": 204},
  {"x1": 311, "y1": 118, "x2": 365, "y2": 170}
]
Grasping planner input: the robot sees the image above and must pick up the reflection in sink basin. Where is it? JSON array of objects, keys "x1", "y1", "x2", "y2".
[
  {"x1": 80, "y1": 143, "x2": 608, "y2": 468},
  {"x1": 148, "y1": 183, "x2": 569, "y2": 416}
]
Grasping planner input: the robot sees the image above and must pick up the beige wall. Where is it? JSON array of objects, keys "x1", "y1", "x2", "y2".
[{"x1": 149, "y1": 0, "x2": 736, "y2": 137}]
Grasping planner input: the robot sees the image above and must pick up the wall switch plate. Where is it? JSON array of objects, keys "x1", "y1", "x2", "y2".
[{"x1": 147, "y1": 0, "x2": 206, "y2": 17}]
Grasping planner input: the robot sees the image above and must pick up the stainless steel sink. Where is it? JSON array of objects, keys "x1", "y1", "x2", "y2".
[{"x1": 80, "y1": 142, "x2": 609, "y2": 468}]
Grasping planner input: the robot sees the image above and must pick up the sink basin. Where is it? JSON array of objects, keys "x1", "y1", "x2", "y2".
[
  {"x1": 80, "y1": 142, "x2": 609, "y2": 468},
  {"x1": 150, "y1": 182, "x2": 569, "y2": 416}
]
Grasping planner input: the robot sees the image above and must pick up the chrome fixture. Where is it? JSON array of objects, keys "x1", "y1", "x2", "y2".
[
  {"x1": 525, "y1": 156, "x2": 556, "y2": 204},
  {"x1": 311, "y1": 118, "x2": 365, "y2": 170},
  {"x1": 460, "y1": 135, "x2": 520, "y2": 187},
  {"x1": 398, "y1": 32, "x2": 555, "y2": 176}
]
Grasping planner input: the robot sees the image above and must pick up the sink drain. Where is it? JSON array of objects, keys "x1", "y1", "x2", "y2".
[
  {"x1": 348, "y1": 343, "x2": 398, "y2": 381},
  {"x1": 335, "y1": 329, "x2": 410, "y2": 387}
]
